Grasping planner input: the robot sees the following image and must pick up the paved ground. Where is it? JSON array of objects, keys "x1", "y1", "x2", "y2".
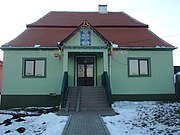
[{"x1": 60, "y1": 111, "x2": 116, "y2": 135}]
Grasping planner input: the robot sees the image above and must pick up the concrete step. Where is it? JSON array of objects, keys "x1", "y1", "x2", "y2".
[
  {"x1": 80, "y1": 107, "x2": 110, "y2": 111},
  {"x1": 80, "y1": 101, "x2": 108, "y2": 104}
]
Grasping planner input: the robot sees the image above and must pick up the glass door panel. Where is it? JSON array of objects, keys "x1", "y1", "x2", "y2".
[{"x1": 77, "y1": 57, "x2": 94, "y2": 86}]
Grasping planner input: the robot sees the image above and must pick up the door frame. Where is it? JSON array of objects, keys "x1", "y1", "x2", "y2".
[{"x1": 75, "y1": 55, "x2": 96, "y2": 87}]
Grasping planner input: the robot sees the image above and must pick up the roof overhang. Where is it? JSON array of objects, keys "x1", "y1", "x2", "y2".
[
  {"x1": 0, "y1": 46, "x2": 58, "y2": 51},
  {"x1": 113, "y1": 46, "x2": 177, "y2": 51},
  {"x1": 1, "y1": 46, "x2": 176, "y2": 51}
]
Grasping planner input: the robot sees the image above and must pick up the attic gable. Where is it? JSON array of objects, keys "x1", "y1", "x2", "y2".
[{"x1": 58, "y1": 20, "x2": 111, "y2": 48}]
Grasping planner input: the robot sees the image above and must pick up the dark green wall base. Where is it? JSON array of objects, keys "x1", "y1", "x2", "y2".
[
  {"x1": 112, "y1": 94, "x2": 179, "y2": 101},
  {"x1": 0, "y1": 95, "x2": 61, "y2": 109},
  {"x1": 1, "y1": 94, "x2": 179, "y2": 109}
]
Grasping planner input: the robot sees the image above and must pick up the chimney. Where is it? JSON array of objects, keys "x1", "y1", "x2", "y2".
[{"x1": 98, "y1": 5, "x2": 107, "y2": 14}]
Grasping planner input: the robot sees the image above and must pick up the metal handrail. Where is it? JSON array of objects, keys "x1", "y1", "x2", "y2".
[
  {"x1": 76, "y1": 88, "x2": 81, "y2": 112},
  {"x1": 102, "y1": 71, "x2": 112, "y2": 107},
  {"x1": 60, "y1": 71, "x2": 68, "y2": 109}
]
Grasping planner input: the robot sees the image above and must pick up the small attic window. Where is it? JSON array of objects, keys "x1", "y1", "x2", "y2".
[{"x1": 80, "y1": 31, "x2": 91, "y2": 46}]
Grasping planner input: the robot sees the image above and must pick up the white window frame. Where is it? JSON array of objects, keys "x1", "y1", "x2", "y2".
[
  {"x1": 23, "y1": 58, "x2": 46, "y2": 78},
  {"x1": 128, "y1": 58, "x2": 150, "y2": 77}
]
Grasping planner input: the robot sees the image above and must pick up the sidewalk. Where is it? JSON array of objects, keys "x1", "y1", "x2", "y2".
[{"x1": 60, "y1": 111, "x2": 114, "y2": 135}]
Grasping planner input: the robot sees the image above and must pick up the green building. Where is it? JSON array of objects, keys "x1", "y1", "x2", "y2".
[{"x1": 0, "y1": 7, "x2": 176, "y2": 109}]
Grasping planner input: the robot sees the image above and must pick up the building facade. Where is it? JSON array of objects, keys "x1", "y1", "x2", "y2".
[{"x1": 0, "y1": 8, "x2": 176, "y2": 109}]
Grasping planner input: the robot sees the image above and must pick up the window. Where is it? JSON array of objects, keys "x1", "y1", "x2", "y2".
[
  {"x1": 80, "y1": 31, "x2": 91, "y2": 46},
  {"x1": 23, "y1": 58, "x2": 46, "y2": 77},
  {"x1": 128, "y1": 58, "x2": 150, "y2": 77}
]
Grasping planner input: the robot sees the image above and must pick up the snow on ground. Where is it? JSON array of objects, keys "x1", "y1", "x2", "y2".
[
  {"x1": 103, "y1": 101, "x2": 180, "y2": 135},
  {"x1": 0, "y1": 113, "x2": 68, "y2": 135}
]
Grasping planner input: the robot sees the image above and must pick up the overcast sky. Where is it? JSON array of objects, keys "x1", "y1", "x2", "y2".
[{"x1": 0, "y1": 0, "x2": 180, "y2": 65}]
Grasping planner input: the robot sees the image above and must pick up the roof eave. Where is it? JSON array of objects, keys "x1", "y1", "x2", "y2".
[
  {"x1": 0, "y1": 46, "x2": 58, "y2": 51},
  {"x1": 113, "y1": 47, "x2": 177, "y2": 51}
]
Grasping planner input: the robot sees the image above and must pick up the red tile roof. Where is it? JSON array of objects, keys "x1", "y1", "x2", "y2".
[
  {"x1": 4, "y1": 12, "x2": 174, "y2": 48},
  {"x1": 7, "y1": 28, "x2": 74, "y2": 47},
  {"x1": 27, "y1": 12, "x2": 148, "y2": 27}
]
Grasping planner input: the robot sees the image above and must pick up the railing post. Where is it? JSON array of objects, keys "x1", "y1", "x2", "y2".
[
  {"x1": 60, "y1": 71, "x2": 68, "y2": 109},
  {"x1": 102, "y1": 71, "x2": 112, "y2": 107},
  {"x1": 175, "y1": 75, "x2": 180, "y2": 99}
]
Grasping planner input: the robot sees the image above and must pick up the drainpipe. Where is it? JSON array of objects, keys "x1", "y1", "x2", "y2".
[{"x1": 109, "y1": 54, "x2": 112, "y2": 87}]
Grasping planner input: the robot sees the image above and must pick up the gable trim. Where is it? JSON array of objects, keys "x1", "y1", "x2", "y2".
[{"x1": 58, "y1": 20, "x2": 111, "y2": 47}]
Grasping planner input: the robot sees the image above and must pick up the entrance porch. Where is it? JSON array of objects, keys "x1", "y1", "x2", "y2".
[{"x1": 60, "y1": 71, "x2": 112, "y2": 111}]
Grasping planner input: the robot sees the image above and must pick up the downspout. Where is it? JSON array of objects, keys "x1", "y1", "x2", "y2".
[
  {"x1": 109, "y1": 53, "x2": 112, "y2": 86},
  {"x1": 108, "y1": 43, "x2": 112, "y2": 90}
]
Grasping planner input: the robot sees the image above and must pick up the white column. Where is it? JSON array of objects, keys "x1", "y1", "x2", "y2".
[
  {"x1": 103, "y1": 50, "x2": 108, "y2": 72},
  {"x1": 63, "y1": 49, "x2": 68, "y2": 72}
]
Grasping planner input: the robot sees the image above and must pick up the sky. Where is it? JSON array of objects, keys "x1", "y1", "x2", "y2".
[{"x1": 0, "y1": 0, "x2": 180, "y2": 65}]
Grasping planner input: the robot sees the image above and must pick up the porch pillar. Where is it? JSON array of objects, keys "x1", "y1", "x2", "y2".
[
  {"x1": 63, "y1": 49, "x2": 68, "y2": 72},
  {"x1": 103, "y1": 50, "x2": 108, "y2": 72}
]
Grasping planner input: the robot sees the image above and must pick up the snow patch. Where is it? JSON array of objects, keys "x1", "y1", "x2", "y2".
[
  {"x1": 103, "y1": 101, "x2": 180, "y2": 135},
  {"x1": 111, "y1": 43, "x2": 119, "y2": 48},
  {"x1": 0, "y1": 113, "x2": 68, "y2": 135},
  {"x1": 34, "y1": 44, "x2": 41, "y2": 48}
]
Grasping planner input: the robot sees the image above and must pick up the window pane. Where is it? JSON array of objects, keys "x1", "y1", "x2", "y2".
[
  {"x1": 87, "y1": 64, "x2": 93, "y2": 77},
  {"x1": 140, "y1": 60, "x2": 148, "y2": 75},
  {"x1": 78, "y1": 64, "x2": 85, "y2": 77},
  {"x1": 35, "y1": 60, "x2": 45, "y2": 76},
  {"x1": 25, "y1": 61, "x2": 34, "y2": 76},
  {"x1": 129, "y1": 60, "x2": 138, "y2": 75}
]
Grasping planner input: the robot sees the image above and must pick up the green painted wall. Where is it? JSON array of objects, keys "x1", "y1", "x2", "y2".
[
  {"x1": 2, "y1": 50, "x2": 63, "y2": 95},
  {"x1": 111, "y1": 50, "x2": 175, "y2": 94},
  {"x1": 68, "y1": 53, "x2": 75, "y2": 86},
  {"x1": 96, "y1": 53, "x2": 103, "y2": 86}
]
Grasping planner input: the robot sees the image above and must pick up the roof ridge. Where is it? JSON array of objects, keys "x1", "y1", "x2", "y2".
[
  {"x1": 147, "y1": 29, "x2": 174, "y2": 47},
  {"x1": 27, "y1": 11, "x2": 148, "y2": 28},
  {"x1": 26, "y1": 11, "x2": 53, "y2": 28},
  {"x1": 4, "y1": 29, "x2": 29, "y2": 46},
  {"x1": 50, "y1": 11, "x2": 124, "y2": 13},
  {"x1": 121, "y1": 12, "x2": 148, "y2": 27}
]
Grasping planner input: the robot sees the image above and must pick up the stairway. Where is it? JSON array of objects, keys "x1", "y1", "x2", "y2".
[
  {"x1": 65, "y1": 86, "x2": 109, "y2": 111},
  {"x1": 80, "y1": 86, "x2": 109, "y2": 111}
]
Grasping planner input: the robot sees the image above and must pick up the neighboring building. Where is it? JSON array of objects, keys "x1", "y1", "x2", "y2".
[
  {"x1": 174, "y1": 66, "x2": 180, "y2": 74},
  {"x1": 0, "y1": 6, "x2": 176, "y2": 109},
  {"x1": 0, "y1": 60, "x2": 2, "y2": 94}
]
